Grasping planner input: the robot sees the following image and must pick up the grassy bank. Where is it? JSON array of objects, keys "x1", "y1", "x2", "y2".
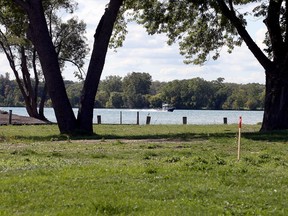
[{"x1": 0, "y1": 124, "x2": 288, "y2": 215}]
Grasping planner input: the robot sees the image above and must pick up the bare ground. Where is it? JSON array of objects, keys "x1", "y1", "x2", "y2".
[{"x1": 0, "y1": 111, "x2": 49, "y2": 125}]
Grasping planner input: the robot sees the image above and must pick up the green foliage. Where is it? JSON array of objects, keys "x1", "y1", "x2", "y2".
[
  {"x1": 122, "y1": 72, "x2": 152, "y2": 108},
  {"x1": 0, "y1": 73, "x2": 46, "y2": 107},
  {"x1": 106, "y1": 92, "x2": 124, "y2": 108},
  {"x1": 65, "y1": 81, "x2": 83, "y2": 107},
  {"x1": 54, "y1": 18, "x2": 89, "y2": 75}
]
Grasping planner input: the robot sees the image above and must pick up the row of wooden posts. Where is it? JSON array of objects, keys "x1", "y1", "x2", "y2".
[
  {"x1": 8, "y1": 110, "x2": 227, "y2": 125},
  {"x1": 96, "y1": 111, "x2": 229, "y2": 125},
  {"x1": 6, "y1": 110, "x2": 229, "y2": 125}
]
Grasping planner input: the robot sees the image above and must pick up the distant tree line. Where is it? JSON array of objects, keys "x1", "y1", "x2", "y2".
[{"x1": 0, "y1": 72, "x2": 265, "y2": 110}]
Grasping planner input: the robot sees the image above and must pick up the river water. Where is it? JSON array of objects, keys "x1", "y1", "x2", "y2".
[{"x1": 1, "y1": 107, "x2": 264, "y2": 125}]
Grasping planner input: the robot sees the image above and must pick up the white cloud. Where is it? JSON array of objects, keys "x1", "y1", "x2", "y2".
[{"x1": 0, "y1": 54, "x2": 12, "y2": 76}]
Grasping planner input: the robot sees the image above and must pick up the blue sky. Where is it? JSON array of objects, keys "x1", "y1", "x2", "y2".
[{"x1": 0, "y1": 1, "x2": 266, "y2": 84}]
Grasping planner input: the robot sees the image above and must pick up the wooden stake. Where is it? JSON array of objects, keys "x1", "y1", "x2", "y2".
[{"x1": 237, "y1": 116, "x2": 242, "y2": 161}]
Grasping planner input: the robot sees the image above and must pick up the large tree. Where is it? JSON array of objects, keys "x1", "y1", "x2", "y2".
[
  {"x1": 11, "y1": 0, "x2": 123, "y2": 134},
  {"x1": 128, "y1": 0, "x2": 288, "y2": 132}
]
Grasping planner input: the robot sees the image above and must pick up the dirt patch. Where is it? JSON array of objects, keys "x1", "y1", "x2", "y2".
[{"x1": 0, "y1": 111, "x2": 49, "y2": 125}]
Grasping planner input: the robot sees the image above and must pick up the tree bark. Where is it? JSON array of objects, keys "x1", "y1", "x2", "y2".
[
  {"x1": 77, "y1": 0, "x2": 123, "y2": 133},
  {"x1": 15, "y1": 0, "x2": 77, "y2": 133},
  {"x1": 39, "y1": 83, "x2": 47, "y2": 120},
  {"x1": 261, "y1": 64, "x2": 288, "y2": 131},
  {"x1": 20, "y1": 46, "x2": 40, "y2": 119}
]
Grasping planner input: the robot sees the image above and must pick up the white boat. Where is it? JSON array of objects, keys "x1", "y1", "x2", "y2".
[{"x1": 162, "y1": 103, "x2": 175, "y2": 112}]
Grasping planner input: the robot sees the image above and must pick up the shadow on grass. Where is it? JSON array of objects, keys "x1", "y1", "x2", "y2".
[
  {"x1": 6, "y1": 134, "x2": 72, "y2": 142},
  {"x1": 8, "y1": 132, "x2": 238, "y2": 142},
  {"x1": 243, "y1": 130, "x2": 288, "y2": 142},
  {"x1": 91, "y1": 132, "x2": 237, "y2": 141},
  {"x1": 7, "y1": 130, "x2": 288, "y2": 143}
]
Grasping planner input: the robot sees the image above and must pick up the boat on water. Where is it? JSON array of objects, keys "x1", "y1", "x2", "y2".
[{"x1": 162, "y1": 103, "x2": 175, "y2": 112}]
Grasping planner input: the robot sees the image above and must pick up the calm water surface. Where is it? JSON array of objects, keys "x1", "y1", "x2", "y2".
[{"x1": 1, "y1": 107, "x2": 264, "y2": 125}]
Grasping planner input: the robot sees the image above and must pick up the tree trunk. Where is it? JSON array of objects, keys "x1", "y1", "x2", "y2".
[
  {"x1": 20, "y1": 46, "x2": 44, "y2": 120},
  {"x1": 39, "y1": 83, "x2": 47, "y2": 120},
  {"x1": 77, "y1": 0, "x2": 123, "y2": 133},
  {"x1": 23, "y1": 0, "x2": 77, "y2": 133},
  {"x1": 261, "y1": 65, "x2": 288, "y2": 131}
]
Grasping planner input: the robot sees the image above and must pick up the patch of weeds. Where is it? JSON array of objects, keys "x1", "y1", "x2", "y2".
[
  {"x1": 235, "y1": 166, "x2": 249, "y2": 174},
  {"x1": 147, "y1": 144, "x2": 161, "y2": 149},
  {"x1": 243, "y1": 156, "x2": 260, "y2": 166},
  {"x1": 50, "y1": 151, "x2": 63, "y2": 157},
  {"x1": 175, "y1": 143, "x2": 194, "y2": 149},
  {"x1": 143, "y1": 152, "x2": 158, "y2": 160},
  {"x1": 145, "y1": 168, "x2": 157, "y2": 174},
  {"x1": 272, "y1": 156, "x2": 288, "y2": 167},
  {"x1": 180, "y1": 151, "x2": 193, "y2": 158},
  {"x1": 259, "y1": 153, "x2": 270, "y2": 160},
  {"x1": 24, "y1": 158, "x2": 31, "y2": 162},
  {"x1": 144, "y1": 163, "x2": 158, "y2": 174},
  {"x1": 185, "y1": 157, "x2": 212, "y2": 171},
  {"x1": 113, "y1": 140, "x2": 125, "y2": 145},
  {"x1": 215, "y1": 155, "x2": 226, "y2": 165},
  {"x1": 244, "y1": 153, "x2": 274, "y2": 166},
  {"x1": 166, "y1": 156, "x2": 181, "y2": 163},
  {"x1": 92, "y1": 202, "x2": 138, "y2": 215},
  {"x1": 91, "y1": 153, "x2": 108, "y2": 159},
  {"x1": 0, "y1": 134, "x2": 6, "y2": 142},
  {"x1": 11, "y1": 149, "x2": 38, "y2": 156}
]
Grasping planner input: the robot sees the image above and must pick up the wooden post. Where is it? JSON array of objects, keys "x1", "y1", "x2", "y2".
[
  {"x1": 237, "y1": 116, "x2": 242, "y2": 161},
  {"x1": 97, "y1": 115, "x2": 101, "y2": 124},
  {"x1": 136, "y1": 112, "x2": 139, "y2": 125},
  {"x1": 183, "y1": 116, "x2": 187, "y2": 125},
  {"x1": 146, "y1": 116, "x2": 151, "y2": 125},
  {"x1": 9, "y1": 110, "x2": 12, "y2": 124},
  {"x1": 120, "y1": 111, "x2": 122, "y2": 125}
]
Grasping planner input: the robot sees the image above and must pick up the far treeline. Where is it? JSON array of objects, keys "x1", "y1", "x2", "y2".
[{"x1": 0, "y1": 72, "x2": 265, "y2": 110}]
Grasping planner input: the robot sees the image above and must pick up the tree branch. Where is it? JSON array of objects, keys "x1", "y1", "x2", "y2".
[
  {"x1": 264, "y1": 0, "x2": 284, "y2": 62},
  {"x1": 228, "y1": 0, "x2": 235, "y2": 14},
  {"x1": 59, "y1": 57, "x2": 86, "y2": 80},
  {"x1": 217, "y1": 0, "x2": 273, "y2": 71},
  {"x1": 32, "y1": 48, "x2": 39, "y2": 104}
]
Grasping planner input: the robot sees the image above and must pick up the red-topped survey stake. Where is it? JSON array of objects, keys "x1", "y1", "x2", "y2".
[
  {"x1": 238, "y1": 116, "x2": 242, "y2": 129},
  {"x1": 237, "y1": 116, "x2": 242, "y2": 161}
]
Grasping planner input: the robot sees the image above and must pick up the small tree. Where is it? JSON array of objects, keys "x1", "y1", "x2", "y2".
[{"x1": 0, "y1": 1, "x2": 88, "y2": 121}]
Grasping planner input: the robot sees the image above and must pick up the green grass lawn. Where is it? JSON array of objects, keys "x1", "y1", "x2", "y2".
[{"x1": 0, "y1": 124, "x2": 288, "y2": 215}]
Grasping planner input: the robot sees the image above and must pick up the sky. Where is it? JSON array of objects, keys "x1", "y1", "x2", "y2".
[{"x1": 0, "y1": 1, "x2": 267, "y2": 84}]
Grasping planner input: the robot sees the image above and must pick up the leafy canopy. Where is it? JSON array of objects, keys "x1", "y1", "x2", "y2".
[{"x1": 116, "y1": 0, "x2": 279, "y2": 65}]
